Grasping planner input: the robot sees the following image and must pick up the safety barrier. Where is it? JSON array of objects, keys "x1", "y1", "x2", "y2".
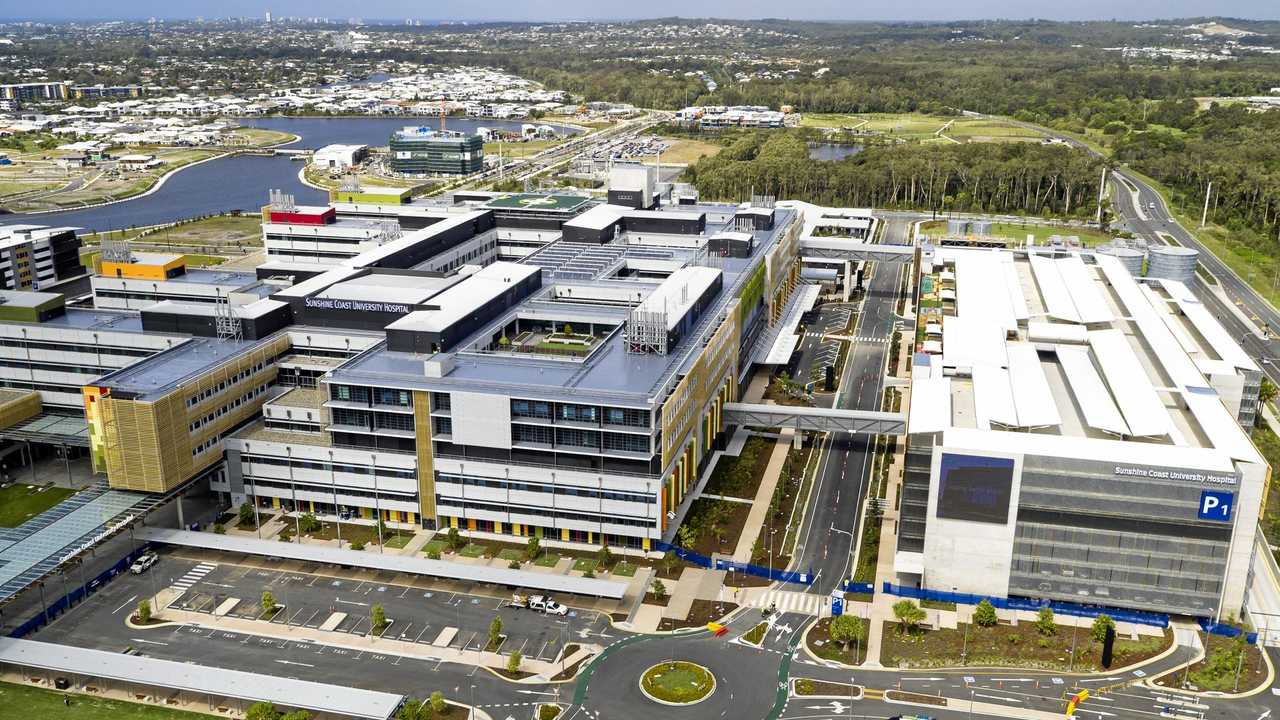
[
  {"x1": 8, "y1": 544, "x2": 152, "y2": 639},
  {"x1": 1198, "y1": 618, "x2": 1259, "y2": 644},
  {"x1": 881, "y1": 582, "x2": 1169, "y2": 628},
  {"x1": 841, "y1": 580, "x2": 876, "y2": 595},
  {"x1": 652, "y1": 541, "x2": 813, "y2": 585}
]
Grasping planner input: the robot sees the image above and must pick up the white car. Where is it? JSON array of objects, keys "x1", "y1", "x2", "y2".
[
  {"x1": 528, "y1": 595, "x2": 569, "y2": 615},
  {"x1": 129, "y1": 553, "x2": 157, "y2": 574}
]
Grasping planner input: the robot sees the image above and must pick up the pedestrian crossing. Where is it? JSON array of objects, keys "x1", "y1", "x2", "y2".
[
  {"x1": 171, "y1": 562, "x2": 216, "y2": 592},
  {"x1": 851, "y1": 336, "x2": 889, "y2": 344},
  {"x1": 751, "y1": 590, "x2": 825, "y2": 617}
]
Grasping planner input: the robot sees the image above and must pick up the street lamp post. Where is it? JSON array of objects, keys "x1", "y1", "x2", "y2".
[
  {"x1": 372, "y1": 452, "x2": 383, "y2": 553},
  {"x1": 286, "y1": 447, "x2": 301, "y2": 540},
  {"x1": 329, "y1": 450, "x2": 342, "y2": 544}
]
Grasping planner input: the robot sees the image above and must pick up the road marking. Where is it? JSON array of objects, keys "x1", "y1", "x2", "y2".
[
  {"x1": 130, "y1": 638, "x2": 168, "y2": 646},
  {"x1": 274, "y1": 659, "x2": 315, "y2": 668},
  {"x1": 975, "y1": 693, "x2": 1022, "y2": 703},
  {"x1": 112, "y1": 594, "x2": 139, "y2": 615}
]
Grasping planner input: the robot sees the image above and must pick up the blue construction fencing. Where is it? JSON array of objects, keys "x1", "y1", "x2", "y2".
[
  {"x1": 8, "y1": 543, "x2": 152, "y2": 639},
  {"x1": 653, "y1": 541, "x2": 813, "y2": 585},
  {"x1": 882, "y1": 582, "x2": 1169, "y2": 629},
  {"x1": 1199, "y1": 618, "x2": 1259, "y2": 644},
  {"x1": 841, "y1": 580, "x2": 875, "y2": 595}
]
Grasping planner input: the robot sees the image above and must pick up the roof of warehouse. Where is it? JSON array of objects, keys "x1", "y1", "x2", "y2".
[
  {"x1": 137, "y1": 528, "x2": 628, "y2": 598},
  {"x1": 0, "y1": 639, "x2": 403, "y2": 720}
]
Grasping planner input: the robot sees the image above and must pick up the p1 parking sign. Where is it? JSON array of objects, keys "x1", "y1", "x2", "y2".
[{"x1": 1198, "y1": 490, "x2": 1234, "y2": 522}]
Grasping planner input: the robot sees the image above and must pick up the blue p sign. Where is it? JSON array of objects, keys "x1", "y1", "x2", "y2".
[{"x1": 1198, "y1": 490, "x2": 1234, "y2": 522}]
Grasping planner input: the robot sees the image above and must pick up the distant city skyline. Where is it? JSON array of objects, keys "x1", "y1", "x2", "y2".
[{"x1": 4, "y1": 1, "x2": 1278, "y2": 23}]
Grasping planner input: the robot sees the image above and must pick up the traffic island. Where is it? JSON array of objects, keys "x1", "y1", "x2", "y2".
[{"x1": 638, "y1": 661, "x2": 716, "y2": 705}]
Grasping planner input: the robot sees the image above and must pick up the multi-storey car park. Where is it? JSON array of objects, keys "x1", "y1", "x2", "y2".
[{"x1": 903, "y1": 246, "x2": 1266, "y2": 619}]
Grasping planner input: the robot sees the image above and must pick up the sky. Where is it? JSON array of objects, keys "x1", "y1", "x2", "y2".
[{"x1": 8, "y1": 1, "x2": 1278, "y2": 23}]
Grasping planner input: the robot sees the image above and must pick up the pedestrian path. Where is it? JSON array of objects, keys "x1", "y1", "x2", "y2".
[
  {"x1": 171, "y1": 562, "x2": 216, "y2": 593},
  {"x1": 749, "y1": 589, "x2": 825, "y2": 617}
]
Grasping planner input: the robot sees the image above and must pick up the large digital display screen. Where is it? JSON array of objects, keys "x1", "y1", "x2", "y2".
[{"x1": 936, "y1": 453, "x2": 1015, "y2": 524}]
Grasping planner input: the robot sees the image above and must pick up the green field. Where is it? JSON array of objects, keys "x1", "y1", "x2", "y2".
[
  {"x1": 0, "y1": 682, "x2": 215, "y2": 720},
  {"x1": 921, "y1": 219, "x2": 1112, "y2": 246},
  {"x1": 0, "y1": 483, "x2": 74, "y2": 527},
  {"x1": 800, "y1": 113, "x2": 1043, "y2": 143}
]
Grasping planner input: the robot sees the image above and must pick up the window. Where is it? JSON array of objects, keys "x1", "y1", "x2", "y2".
[
  {"x1": 556, "y1": 427, "x2": 599, "y2": 450},
  {"x1": 557, "y1": 403, "x2": 599, "y2": 425},
  {"x1": 513, "y1": 424, "x2": 553, "y2": 446},
  {"x1": 512, "y1": 399, "x2": 552, "y2": 420}
]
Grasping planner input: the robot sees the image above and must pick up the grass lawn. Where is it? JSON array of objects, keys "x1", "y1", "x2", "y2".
[
  {"x1": 229, "y1": 127, "x2": 297, "y2": 147},
  {"x1": 920, "y1": 219, "x2": 1112, "y2": 247},
  {"x1": 806, "y1": 617, "x2": 868, "y2": 664},
  {"x1": 0, "y1": 180, "x2": 62, "y2": 197},
  {"x1": 572, "y1": 557, "x2": 598, "y2": 574},
  {"x1": 497, "y1": 548, "x2": 526, "y2": 563},
  {"x1": 0, "y1": 681, "x2": 214, "y2": 720},
  {"x1": 0, "y1": 483, "x2": 74, "y2": 527},
  {"x1": 182, "y1": 254, "x2": 226, "y2": 267},
  {"x1": 640, "y1": 661, "x2": 714, "y2": 703},
  {"x1": 629, "y1": 138, "x2": 723, "y2": 165},
  {"x1": 742, "y1": 622, "x2": 768, "y2": 645},
  {"x1": 459, "y1": 543, "x2": 489, "y2": 558},
  {"x1": 612, "y1": 561, "x2": 637, "y2": 577},
  {"x1": 1155, "y1": 634, "x2": 1266, "y2": 693},
  {"x1": 484, "y1": 139, "x2": 561, "y2": 159},
  {"x1": 383, "y1": 534, "x2": 413, "y2": 549},
  {"x1": 800, "y1": 113, "x2": 1043, "y2": 144},
  {"x1": 423, "y1": 539, "x2": 449, "y2": 556},
  {"x1": 881, "y1": 621, "x2": 1171, "y2": 671},
  {"x1": 533, "y1": 552, "x2": 561, "y2": 567}
]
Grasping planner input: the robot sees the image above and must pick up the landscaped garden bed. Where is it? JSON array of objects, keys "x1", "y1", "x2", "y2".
[{"x1": 639, "y1": 661, "x2": 715, "y2": 705}]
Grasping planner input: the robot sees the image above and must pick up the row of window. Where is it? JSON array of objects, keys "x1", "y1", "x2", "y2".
[
  {"x1": 94, "y1": 289, "x2": 225, "y2": 304},
  {"x1": 433, "y1": 442, "x2": 659, "y2": 476},
  {"x1": 0, "y1": 358, "x2": 110, "y2": 376},
  {"x1": 510, "y1": 424, "x2": 650, "y2": 454},
  {"x1": 262, "y1": 419, "x2": 322, "y2": 434},
  {"x1": 331, "y1": 407, "x2": 416, "y2": 432},
  {"x1": 241, "y1": 453, "x2": 417, "y2": 480},
  {"x1": 330, "y1": 385, "x2": 411, "y2": 408},
  {"x1": 187, "y1": 361, "x2": 268, "y2": 408},
  {"x1": 439, "y1": 473, "x2": 652, "y2": 504},
  {"x1": 246, "y1": 478, "x2": 417, "y2": 503},
  {"x1": 0, "y1": 337, "x2": 158, "y2": 358},
  {"x1": 189, "y1": 383, "x2": 268, "y2": 433},
  {"x1": 440, "y1": 497, "x2": 654, "y2": 529},
  {"x1": 509, "y1": 399, "x2": 649, "y2": 428}
]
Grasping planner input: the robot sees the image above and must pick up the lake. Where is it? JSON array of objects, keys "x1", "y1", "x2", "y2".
[
  {"x1": 8, "y1": 116, "x2": 573, "y2": 233},
  {"x1": 808, "y1": 143, "x2": 863, "y2": 162}
]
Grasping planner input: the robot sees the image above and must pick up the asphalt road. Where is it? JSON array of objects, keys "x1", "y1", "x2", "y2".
[{"x1": 792, "y1": 217, "x2": 907, "y2": 595}]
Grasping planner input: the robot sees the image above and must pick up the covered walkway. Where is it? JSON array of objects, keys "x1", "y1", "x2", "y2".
[
  {"x1": 137, "y1": 527, "x2": 629, "y2": 599},
  {"x1": 0, "y1": 638, "x2": 404, "y2": 719}
]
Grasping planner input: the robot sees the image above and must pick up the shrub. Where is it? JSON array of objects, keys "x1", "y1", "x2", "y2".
[
  {"x1": 650, "y1": 578, "x2": 667, "y2": 599},
  {"x1": 1092, "y1": 614, "x2": 1115, "y2": 643},
  {"x1": 1007, "y1": 633, "x2": 1019, "y2": 645},
  {"x1": 212, "y1": 523, "x2": 226, "y2": 534},
  {"x1": 525, "y1": 536, "x2": 541, "y2": 560},
  {"x1": 427, "y1": 548, "x2": 441, "y2": 560},
  {"x1": 507, "y1": 650, "x2": 522, "y2": 673},
  {"x1": 350, "y1": 540, "x2": 366, "y2": 551},
  {"x1": 446, "y1": 526, "x2": 464, "y2": 550},
  {"x1": 1035, "y1": 607, "x2": 1057, "y2": 637},
  {"x1": 596, "y1": 545, "x2": 613, "y2": 568},
  {"x1": 430, "y1": 691, "x2": 446, "y2": 714},
  {"x1": 508, "y1": 559, "x2": 521, "y2": 569},
  {"x1": 538, "y1": 704, "x2": 561, "y2": 720},
  {"x1": 299, "y1": 512, "x2": 321, "y2": 533},
  {"x1": 372, "y1": 604, "x2": 387, "y2": 632},
  {"x1": 973, "y1": 599, "x2": 998, "y2": 628},
  {"x1": 489, "y1": 616, "x2": 503, "y2": 647},
  {"x1": 137, "y1": 599, "x2": 151, "y2": 624},
  {"x1": 892, "y1": 600, "x2": 925, "y2": 633},
  {"x1": 262, "y1": 590, "x2": 277, "y2": 614},
  {"x1": 237, "y1": 503, "x2": 255, "y2": 526}
]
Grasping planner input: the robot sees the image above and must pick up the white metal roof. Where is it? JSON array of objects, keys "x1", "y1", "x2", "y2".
[
  {"x1": 137, "y1": 527, "x2": 627, "y2": 598},
  {"x1": 386, "y1": 262, "x2": 540, "y2": 333},
  {"x1": 956, "y1": 252, "x2": 1019, "y2": 333},
  {"x1": 563, "y1": 203, "x2": 625, "y2": 231},
  {"x1": 1098, "y1": 254, "x2": 1205, "y2": 390},
  {"x1": 1088, "y1": 328, "x2": 1171, "y2": 438},
  {"x1": 634, "y1": 266, "x2": 721, "y2": 331},
  {"x1": 1006, "y1": 341, "x2": 1061, "y2": 428},
  {"x1": 0, "y1": 638, "x2": 403, "y2": 719},
  {"x1": 941, "y1": 427, "x2": 1236, "y2": 474},
  {"x1": 1056, "y1": 345, "x2": 1130, "y2": 435},
  {"x1": 1056, "y1": 254, "x2": 1113, "y2": 324},
  {"x1": 1172, "y1": 288, "x2": 1260, "y2": 373},
  {"x1": 908, "y1": 375, "x2": 951, "y2": 433},
  {"x1": 1183, "y1": 387, "x2": 1262, "y2": 463},
  {"x1": 973, "y1": 364, "x2": 1017, "y2": 430},
  {"x1": 942, "y1": 315, "x2": 1008, "y2": 369},
  {"x1": 1029, "y1": 253, "x2": 1080, "y2": 323},
  {"x1": 1027, "y1": 321, "x2": 1088, "y2": 344}
]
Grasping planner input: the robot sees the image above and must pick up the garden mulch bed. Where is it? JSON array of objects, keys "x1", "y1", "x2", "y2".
[
  {"x1": 806, "y1": 617, "x2": 868, "y2": 665},
  {"x1": 657, "y1": 600, "x2": 738, "y2": 631},
  {"x1": 880, "y1": 621, "x2": 1172, "y2": 672},
  {"x1": 794, "y1": 678, "x2": 857, "y2": 696},
  {"x1": 1153, "y1": 634, "x2": 1267, "y2": 693}
]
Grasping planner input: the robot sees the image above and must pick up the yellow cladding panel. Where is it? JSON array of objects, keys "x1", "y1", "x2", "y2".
[
  {"x1": 414, "y1": 391, "x2": 436, "y2": 526},
  {"x1": 100, "y1": 256, "x2": 186, "y2": 281},
  {"x1": 660, "y1": 307, "x2": 739, "y2": 470}
]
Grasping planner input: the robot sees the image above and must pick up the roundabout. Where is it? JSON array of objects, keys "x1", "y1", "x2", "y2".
[{"x1": 638, "y1": 661, "x2": 716, "y2": 706}]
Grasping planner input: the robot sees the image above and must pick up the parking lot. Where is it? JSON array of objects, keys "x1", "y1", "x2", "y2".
[{"x1": 92, "y1": 550, "x2": 614, "y2": 666}]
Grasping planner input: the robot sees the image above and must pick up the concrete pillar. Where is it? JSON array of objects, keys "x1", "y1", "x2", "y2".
[
  {"x1": 27, "y1": 441, "x2": 35, "y2": 485},
  {"x1": 844, "y1": 260, "x2": 853, "y2": 302},
  {"x1": 175, "y1": 495, "x2": 185, "y2": 528}
]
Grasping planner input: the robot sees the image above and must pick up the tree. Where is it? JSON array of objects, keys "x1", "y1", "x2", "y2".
[
  {"x1": 489, "y1": 615, "x2": 503, "y2": 648},
  {"x1": 829, "y1": 614, "x2": 865, "y2": 647},
  {"x1": 596, "y1": 544, "x2": 613, "y2": 569},
  {"x1": 1260, "y1": 377, "x2": 1277, "y2": 408},
  {"x1": 650, "y1": 578, "x2": 667, "y2": 599},
  {"x1": 563, "y1": 323, "x2": 574, "y2": 336},
  {"x1": 213, "y1": 523, "x2": 226, "y2": 534},
  {"x1": 892, "y1": 599, "x2": 926, "y2": 633},
  {"x1": 350, "y1": 540, "x2": 366, "y2": 551},
  {"x1": 136, "y1": 599, "x2": 151, "y2": 624},
  {"x1": 507, "y1": 650, "x2": 522, "y2": 673},
  {"x1": 245, "y1": 702, "x2": 280, "y2": 720},
  {"x1": 973, "y1": 599, "x2": 998, "y2": 628},
  {"x1": 429, "y1": 691, "x2": 447, "y2": 714},
  {"x1": 377, "y1": 518, "x2": 389, "y2": 542},
  {"x1": 238, "y1": 502, "x2": 255, "y2": 526},
  {"x1": 372, "y1": 604, "x2": 387, "y2": 632},
  {"x1": 281, "y1": 712, "x2": 312, "y2": 720},
  {"x1": 299, "y1": 512, "x2": 321, "y2": 533},
  {"x1": 1091, "y1": 614, "x2": 1115, "y2": 643},
  {"x1": 261, "y1": 590, "x2": 277, "y2": 615},
  {"x1": 525, "y1": 536, "x2": 541, "y2": 561},
  {"x1": 659, "y1": 551, "x2": 679, "y2": 575},
  {"x1": 1035, "y1": 607, "x2": 1057, "y2": 637},
  {"x1": 446, "y1": 526, "x2": 464, "y2": 550}
]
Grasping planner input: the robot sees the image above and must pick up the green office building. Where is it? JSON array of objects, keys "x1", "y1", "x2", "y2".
[{"x1": 389, "y1": 127, "x2": 484, "y2": 175}]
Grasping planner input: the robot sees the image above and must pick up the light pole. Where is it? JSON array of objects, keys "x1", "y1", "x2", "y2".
[
  {"x1": 329, "y1": 449, "x2": 342, "y2": 544},
  {"x1": 286, "y1": 447, "x2": 301, "y2": 540}
]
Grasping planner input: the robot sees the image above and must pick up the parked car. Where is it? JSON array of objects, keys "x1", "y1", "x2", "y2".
[
  {"x1": 529, "y1": 595, "x2": 568, "y2": 615},
  {"x1": 129, "y1": 552, "x2": 158, "y2": 574}
]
